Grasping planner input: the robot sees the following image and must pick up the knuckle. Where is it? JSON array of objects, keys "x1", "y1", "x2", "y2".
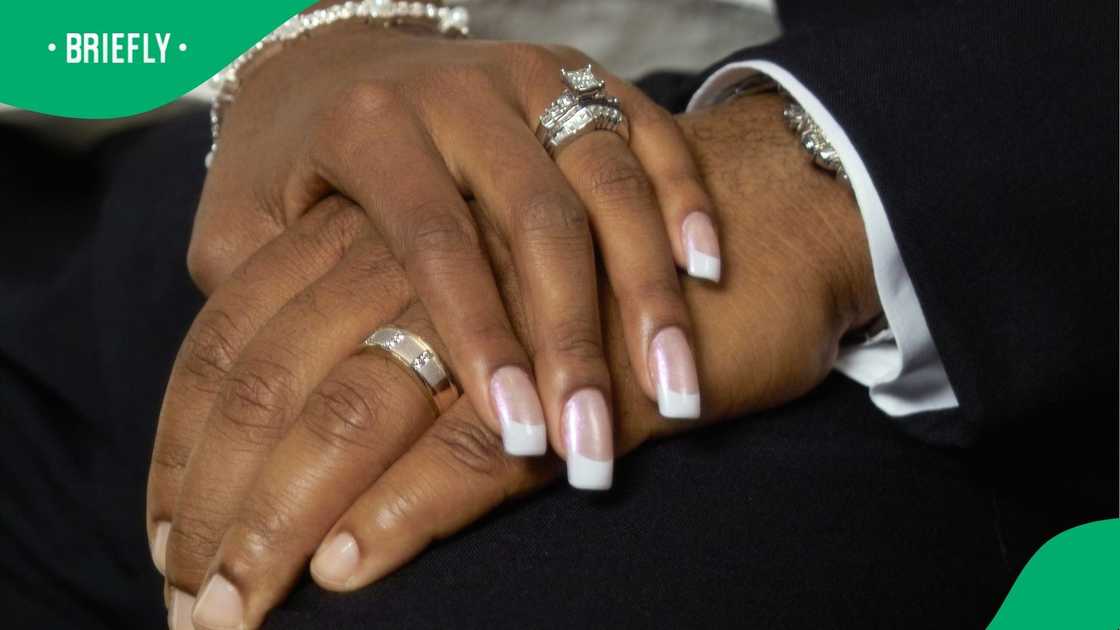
[
  {"x1": 425, "y1": 415, "x2": 506, "y2": 477},
  {"x1": 512, "y1": 189, "x2": 590, "y2": 246},
  {"x1": 248, "y1": 175, "x2": 290, "y2": 229},
  {"x1": 626, "y1": 274, "x2": 683, "y2": 307},
  {"x1": 302, "y1": 378, "x2": 384, "y2": 451},
  {"x1": 215, "y1": 356, "x2": 298, "y2": 442},
  {"x1": 308, "y1": 198, "x2": 367, "y2": 254},
  {"x1": 661, "y1": 169, "x2": 707, "y2": 200},
  {"x1": 235, "y1": 490, "x2": 303, "y2": 557},
  {"x1": 277, "y1": 210, "x2": 364, "y2": 280},
  {"x1": 353, "y1": 243, "x2": 402, "y2": 278},
  {"x1": 460, "y1": 312, "x2": 516, "y2": 350},
  {"x1": 400, "y1": 202, "x2": 480, "y2": 261},
  {"x1": 186, "y1": 235, "x2": 231, "y2": 295},
  {"x1": 370, "y1": 481, "x2": 428, "y2": 534},
  {"x1": 586, "y1": 155, "x2": 653, "y2": 206},
  {"x1": 502, "y1": 43, "x2": 558, "y2": 99},
  {"x1": 333, "y1": 80, "x2": 403, "y2": 125},
  {"x1": 631, "y1": 96, "x2": 675, "y2": 128},
  {"x1": 166, "y1": 514, "x2": 224, "y2": 587},
  {"x1": 549, "y1": 315, "x2": 605, "y2": 364},
  {"x1": 150, "y1": 436, "x2": 193, "y2": 477},
  {"x1": 340, "y1": 244, "x2": 412, "y2": 301},
  {"x1": 311, "y1": 81, "x2": 402, "y2": 172},
  {"x1": 179, "y1": 309, "x2": 242, "y2": 390}
]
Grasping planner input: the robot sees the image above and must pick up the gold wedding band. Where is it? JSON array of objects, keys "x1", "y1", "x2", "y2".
[{"x1": 363, "y1": 327, "x2": 458, "y2": 414}]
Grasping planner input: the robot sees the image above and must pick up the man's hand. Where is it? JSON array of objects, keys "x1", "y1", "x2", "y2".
[{"x1": 149, "y1": 92, "x2": 879, "y2": 629}]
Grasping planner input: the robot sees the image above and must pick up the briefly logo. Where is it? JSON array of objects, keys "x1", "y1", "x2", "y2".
[{"x1": 48, "y1": 33, "x2": 187, "y2": 64}]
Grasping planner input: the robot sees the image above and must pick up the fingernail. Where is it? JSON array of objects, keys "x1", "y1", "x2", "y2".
[
  {"x1": 192, "y1": 574, "x2": 243, "y2": 630},
  {"x1": 562, "y1": 388, "x2": 613, "y2": 490},
  {"x1": 311, "y1": 531, "x2": 360, "y2": 589},
  {"x1": 648, "y1": 327, "x2": 701, "y2": 419},
  {"x1": 683, "y1": 212, "x2": 721, "y2": 282},
  {"x1": 151, "y1": 521, "x2": 170, "y2": 575},
  {"x1": 168, "y1": 588, "x2": 196, "y2": 630},
  {"x1": 490, "y1": 366, "x2": 547, "y2": 456}
]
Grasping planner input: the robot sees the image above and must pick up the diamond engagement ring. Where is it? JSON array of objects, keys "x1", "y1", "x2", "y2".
[
  {"x1": 363, "y1": 327, "x2": 458, "y2": 414},
  {"x1": 536, "y1": 66, "x2": 628, "y2": 157}
]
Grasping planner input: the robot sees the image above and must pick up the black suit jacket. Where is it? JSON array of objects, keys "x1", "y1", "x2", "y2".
[{"x1": 660, "y1": 0, "x2": 1118, "y2": 447}]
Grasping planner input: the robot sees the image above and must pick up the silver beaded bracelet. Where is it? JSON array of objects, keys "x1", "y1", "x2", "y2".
[{"x1": 205, "y1": 0, "x2": 470, "y2": 167}]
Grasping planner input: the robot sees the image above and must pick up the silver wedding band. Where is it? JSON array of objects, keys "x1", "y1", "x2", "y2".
[
  {"x1": 363, "y1": 327, "x2": 458, "y2": 414},
  {"x1": 536, "y1": 66, "x2": 629, "y2": 157}
]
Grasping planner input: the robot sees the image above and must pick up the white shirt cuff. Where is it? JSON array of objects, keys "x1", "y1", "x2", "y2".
[{"x1": 686, "y1": 59, "x2": 959, "y2": 417}]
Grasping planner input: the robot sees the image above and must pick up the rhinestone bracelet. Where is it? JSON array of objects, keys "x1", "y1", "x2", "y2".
[
  {"x1": 722, "y1": 75, "x2": 875, "y2": 340},
  {"x1": 205, "y1": 0, "x2": 470, "y2": 167},
  {"x1": 783, "y1": 100, "x2": 848, "y2": 184},
  {"x1": 719, "y1": 74, "x2": 849, "y2": 185}
]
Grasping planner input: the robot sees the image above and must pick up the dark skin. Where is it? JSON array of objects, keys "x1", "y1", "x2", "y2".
[
  {"x1": 191, "y1": 24, "x2": 722, "y2": 477},
  {"x1": 148, "y1": 91, "x2": 881, "y2": 629}
]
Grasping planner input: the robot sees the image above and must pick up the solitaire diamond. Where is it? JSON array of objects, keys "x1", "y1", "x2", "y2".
[{"x1": 562, "y1": 66, "x2": 604, "y2": 94}]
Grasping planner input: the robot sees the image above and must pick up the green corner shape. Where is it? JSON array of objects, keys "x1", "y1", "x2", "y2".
[{"x1": 988, "y1": 518, "x2": 1119, "y2": 629}]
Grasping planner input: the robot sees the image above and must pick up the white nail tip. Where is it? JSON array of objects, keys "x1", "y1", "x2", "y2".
[
  {"x1": 151, "y1": 521, "x2": 170, "y2": 575},
  {"x1": 567, "y1": 452, "x2": 613, "y2": 490},
  {"x1": 657, "y1": 386, "x2": 701, "y2": 419},
  {"x1": 502, "y1": 420, "x2": 547, "y2": 456},
  {"x1": 169, "y1": 589, "x2": 195, "y2": 630},
  {"x1": 687, "y1": 249, "x2": 721, "y2": 282}
]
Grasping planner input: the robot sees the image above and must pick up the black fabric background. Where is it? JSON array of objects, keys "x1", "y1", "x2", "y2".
[{"x1": 1, "y1": 1, "x2": 1117, "y2": 627}]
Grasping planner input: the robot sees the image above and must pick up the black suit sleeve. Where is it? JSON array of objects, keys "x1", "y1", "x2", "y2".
[{"x1": 680, "y1": 1, "x2": 1118, "y2": 446}]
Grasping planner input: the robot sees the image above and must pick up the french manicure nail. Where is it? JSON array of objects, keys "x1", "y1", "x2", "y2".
[
  {"x1": 683, "y1": 212, "x2": 721, "y2": 282},
  {"x1": 151, "y1": 521, "x2": 170, "y2": 575},
  {"x1": 648, "y1": 327, "x2": 701, "y2": 419},
  {"x1": 311, "y1": 531, "x2": 360, "y2": 589},
  {"x1": 192, "y1": 574, "x2": 243, "y2": 630},
  {"x1": 490, "y1": 366, "x2": 547, "y2": 456},
  {"x1": 562, "y1": 388, "x2": 613, "y2": 490},
  {"x1": 168, "y1": 588, "x2": 196, "y2": 630}
]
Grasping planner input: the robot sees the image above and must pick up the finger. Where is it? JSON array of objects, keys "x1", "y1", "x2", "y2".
[
  {"x1": 147, "y1": 197, "x2": 364, "y2": 576},
  {"x1": 555, "y1": 130, "x2": 702, "y2": 420},
  {"x1": 187, "y1": 197, "x2": 282, "y2": 297},
  {"x1": 305, "y1": 86, "x2": 545, "y2": 458},
  {"x1": 441, "y1": 118, "x2": 615, "y2": 489},
  {"x1": 613, "y1": 78, "x2": 722, "y2": 282},
  {"x1": 542, "y1": 50, "x2": 722, "y2": 282},
  {"x1": 191, "y1": 165, "x2": 287, "y2": 296},
  {"x1": 165, "y1": 232, "x2": 413, "y2": 594},
  {"x1": 311, "y1": 398, "x2": 559, "y2": 592},
  {"x1": 190, "y1": 100, "x2": 315, "y2": 295},
  {"x1": 190, "y1": 306, "x2": 440, "y2": 630}
]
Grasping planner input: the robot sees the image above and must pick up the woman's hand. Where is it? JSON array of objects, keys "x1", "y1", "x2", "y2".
[
  {"x1": 191, "y1": 21, "x2": 721, "y2": 473},
  {"x1": 148, "y1": 93, "x2": 880, "y2": 629}
]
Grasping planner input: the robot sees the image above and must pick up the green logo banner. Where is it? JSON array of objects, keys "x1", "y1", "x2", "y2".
[
  {"x1": 0, "y1": 0, "x2": 308, "y2": 118},
  {"x1": 988, "y1": 518, "x2": 1119, "y2": 629}
]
